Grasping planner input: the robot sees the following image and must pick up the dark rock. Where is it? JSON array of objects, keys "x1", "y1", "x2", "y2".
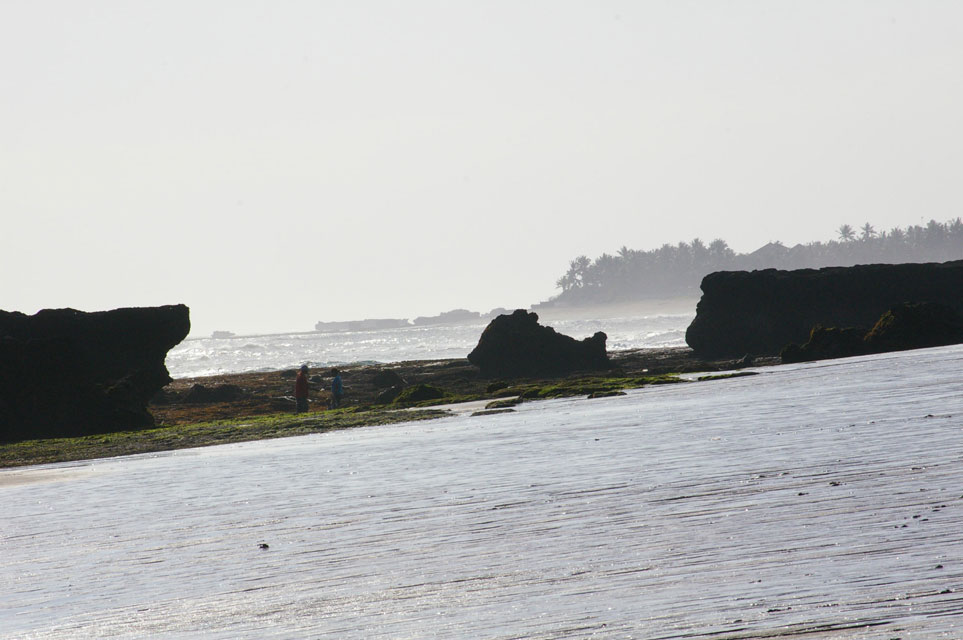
[
  {"x1": 279, "y1": 369, "x2": 298, "y2": 379},
  {"x1": 485, "y1": 397, "x2": 523, "y2": 409},
  {"x1": 588, "y1": 390, "x2": 627, "y2": 399},
  {"x1": 0, "y1": 305, "x2": 190, "y2": 442},
  {"x1": 486, "y1": 381, "x2": 510, "y2": 393},
  {"x1": 864, "y1": 301, "x2": 963, "y2": 352},
  {"x1": 686, "y1": 261, "x2": 963, "y2": 357},
  {"x1": 467, "y1": 309, "x2": 609, "y2": 378},
  {"x1": 182, "y1": 383, "x2": 247, "y2": 404},
  {"x1": 150, "y1": 388, "x2": 174, "y2": 405},
  {"x1": 781, "y1": 326, "x2": 868, "y2": 363},
  {"x1": 371, "y1": 368, "x2": 406, "y2": 388},
  {"x1": 470, "y1": 408, "x2": 515, "y2": 417},
  {"x1": 780, "y1": 302, "x2": 963, "y2": 364},
  {"x1": 393, "y1": 384, "x2": 448, "y2": 404},
  {"x1": 375, "y1": 385, "x2": 404, "y2": 404}
]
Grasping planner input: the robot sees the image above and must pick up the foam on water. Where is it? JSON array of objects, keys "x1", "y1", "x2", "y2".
[{"x1": 4, "y1": 345, "x2": 963, "y2": 638}]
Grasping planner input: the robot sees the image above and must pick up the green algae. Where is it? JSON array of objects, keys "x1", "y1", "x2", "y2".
[
  {"x1": 0, "y1": 408, "x2": 447, "y2": 469},
  {"x1": 489, "y1": 374, "x2": 686, "y2": 401},
  {"x1": 0, "y1": 371, "x2": 741, "y2": 469},
  {"x1": 695, "y1": 371, "x2": 759, "y2": 382}
]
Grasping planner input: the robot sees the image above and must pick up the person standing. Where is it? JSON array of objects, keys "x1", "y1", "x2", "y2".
[
  {"x1": 330, "y1": 369, "x2": 344, "y2": 409},
  {"x1": 294, "y1": 364, "x2": 309, "y2": 413}
]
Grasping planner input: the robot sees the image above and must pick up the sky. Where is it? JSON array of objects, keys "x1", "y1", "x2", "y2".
[{"x1": 3, "y1": 1, "x2": 962, "y2": 336}]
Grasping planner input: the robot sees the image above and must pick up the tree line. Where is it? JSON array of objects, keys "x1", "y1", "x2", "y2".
[{"x1": 551, "y1": 218, "x2": 963, "y2": 306}]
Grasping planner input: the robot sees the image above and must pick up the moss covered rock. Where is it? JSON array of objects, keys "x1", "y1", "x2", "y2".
[{"x1": 393, "y1": 384, "x2": 448, "y2": 405}]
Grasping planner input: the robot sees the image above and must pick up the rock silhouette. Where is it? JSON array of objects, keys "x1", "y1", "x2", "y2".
[
  {"x1": 685, "y1": 261, "x2": 963, "y2": 358},
  {"x1": 468, "y1": 309, "x2": 608, "y2": 378},
  {"x1": 781, "y1": 302, "x2": 963, "y2": 363},
  {"x1": 0, "y1": 304, "x2": 190, "y2": 442}
]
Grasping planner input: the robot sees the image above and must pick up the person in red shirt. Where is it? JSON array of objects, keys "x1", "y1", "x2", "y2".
[{"x1": 295, "y1": 364, "x2": 309, "y2": 413}]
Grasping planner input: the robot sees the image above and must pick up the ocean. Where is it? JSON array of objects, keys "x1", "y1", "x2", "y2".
[
  {"x1": 4, "y1": 343, "x2": 963, "y2": 638},
  {"x1": 166, "y1": 310, "x2": 694, "y2": 378}
]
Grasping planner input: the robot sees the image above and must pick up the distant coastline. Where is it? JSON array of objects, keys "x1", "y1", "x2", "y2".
[
  {"x1": 313, "y1": 307, "x2": 511, "y2": 333},
  {"x1": 310, "y1": 298, "x2": 700, "y2": 335}
]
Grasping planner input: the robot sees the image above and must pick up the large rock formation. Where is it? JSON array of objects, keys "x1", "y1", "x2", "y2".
[
  {"x1": 781, "y1": 302, "x2": 963, "y2": 363},
  {"x1": 468, "y1": 309, "x2": 609, "y2": 378},
  {"x1": 686, "y1": 261, "x2": 963, "y2": 358},
  {"x1": 0, "y1": 305, "x2": 190, "y2": 442}
]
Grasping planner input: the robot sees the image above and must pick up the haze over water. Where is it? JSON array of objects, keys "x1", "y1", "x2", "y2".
[{"x1": 166, "y1": 310, "x2": 693, "y2": 378}]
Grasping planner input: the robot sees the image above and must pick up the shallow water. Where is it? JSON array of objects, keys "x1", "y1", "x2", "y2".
[
  {"x1": 165, "y1": 313, "x2": 692, "y2": 378},
  {"x1": 4, "y1": 346, "x2": 963, "y2": 638}
]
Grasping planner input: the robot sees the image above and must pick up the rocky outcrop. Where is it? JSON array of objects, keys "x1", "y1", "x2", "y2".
[
  {"x1": 685, "y1": 261, "x2": 963, "y2": 358},
  {"x1": 864, "y1": 301, "x2": 963, "y2": 352},
  {"x1": 468, "y1": 309, "x2": 609, "y2": 378},
  {"x1": 0, "y1": 305, "x2": 190, "y2": 442},
  {"x1": 780, "y1": 327, "x2": 868, "y2": 364},
  {"x1": 782, "y1": 302, "x2": 963, "y2": 363}
]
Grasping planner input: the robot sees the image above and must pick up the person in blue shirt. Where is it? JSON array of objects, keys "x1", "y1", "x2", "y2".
[{"x1": 330, "y1": 369, "x2": 344, "y2": 408}]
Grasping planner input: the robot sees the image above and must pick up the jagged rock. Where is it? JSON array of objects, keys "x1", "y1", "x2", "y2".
[
  {"x1": 0, "y1": 305, "x2": 190, "y2": 442},
  {"x1": 468, "y1": 309, "x2": 609, "y2": 378},
  {"x1": 686, "y1": 261, "x2": 963, "y2": 357},
  {"x1": 864, "y1": 302, "x2": 963, "y2": 352},
  {"x1": 781, "y1": 302, "x2": 963, "y2": 364}
]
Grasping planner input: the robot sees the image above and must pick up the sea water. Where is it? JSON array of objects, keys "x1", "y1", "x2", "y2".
[
  {"x1": 165, "y1": 313, "x2": 692, "y2": 379},
  {"x1": 3, "y1": 345, "x2": 963, "y2": 638}
]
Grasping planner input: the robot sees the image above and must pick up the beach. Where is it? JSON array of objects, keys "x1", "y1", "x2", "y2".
[
  {"x1": 0, "y1": 345, "x2": 775, "y2": 469},
  {"x1": 3, "y1": 344, "x2": 962, "y2": 638}
]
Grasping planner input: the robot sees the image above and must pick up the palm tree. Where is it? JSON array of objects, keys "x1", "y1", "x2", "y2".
[
  {"x1": 556, "y1": 255, "x2": 591, "y2": 292},
  {"x1": 838, "y1": 224, "x2": 856, "y2": 242},
  {"x1": 708, "y1": 238, "x2": 735, "y2": 267},
  {"x1": 859, "y1": 223, "x2": 876, "y2": 241}
]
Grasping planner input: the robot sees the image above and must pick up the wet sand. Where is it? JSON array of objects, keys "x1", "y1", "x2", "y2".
[{"x1": 5, "y1": 345, "x2": 963, "y2": 637}]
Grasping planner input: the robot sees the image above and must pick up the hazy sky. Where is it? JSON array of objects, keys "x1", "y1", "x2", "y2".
[{"x1": 4, "y1": 1, "x2": 962, "y2": 335}]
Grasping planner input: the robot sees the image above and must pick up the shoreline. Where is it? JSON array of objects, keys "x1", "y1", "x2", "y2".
[{"x1": 0, "y1": 346, "x2": 775, "y2": 470}]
